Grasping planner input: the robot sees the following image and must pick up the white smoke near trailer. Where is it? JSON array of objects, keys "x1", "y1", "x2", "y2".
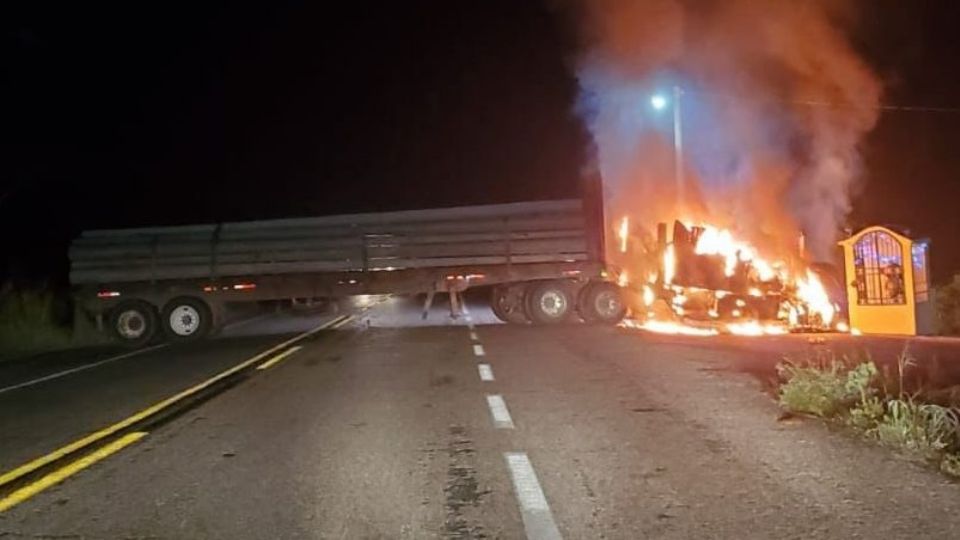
[{"x1": 565, "y1": 0, "x2": 883, "y2": 261}]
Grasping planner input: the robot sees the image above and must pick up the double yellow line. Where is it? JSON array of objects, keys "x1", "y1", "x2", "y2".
[
  {"x1": 0, "y1": 313, "x2": 353, "y2": 512},
  {"x1": 0, "y1": 432, "x2": 147, "y2": 512}
]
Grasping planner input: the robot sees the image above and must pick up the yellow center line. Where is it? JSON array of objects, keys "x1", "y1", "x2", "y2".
[
  {"x1": 0, "y1": 314, "x2": 353, "y2": 489},
  {"x1": 0, "y1": 431, "x2": 148, "y2": 513},
  {"x1": 331, "y1": 316, "x2": 356, "y2": 329},
  {"x1": 256, "y1": 345, "x2": 303, "y2": 370}
]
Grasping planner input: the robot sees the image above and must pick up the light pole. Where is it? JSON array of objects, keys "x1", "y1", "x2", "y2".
[{"x1": 651, "y1": 86, "x2": 684, "y2": 207}]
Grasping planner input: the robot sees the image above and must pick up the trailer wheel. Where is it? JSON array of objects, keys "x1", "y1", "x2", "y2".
[
  {"x1": 578, "y1": 282, "x2": 626, "y2": 324},
  {"x1": 490, "y1": 284, "x2": 529, "y2": 324},
  {"x1": 162, "y1": 296, "x2": 213, "y2": 342},
  {"x1": 109, "y1": 300, "x2": 159, "y2": 347},
  {"x1": 524, "y1": 280, "x2": 575, "y2": 325}
]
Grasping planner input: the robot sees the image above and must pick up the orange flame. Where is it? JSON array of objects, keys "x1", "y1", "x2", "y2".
[
  {"x1": 620, "y1": 218, "x2": 843, "y2": 339},
  {"x1": 617, "y1": 216, "x2": 629, "y2": 254},
  {"x1": 642, "y1": 284, "x2": 655, "y2": 307},
  {"x1": 692, "y1": 225, "x2": 782, "y2": 281},
  {"x1": 663, "y1": 244, "x2": 676, "y2": 285},
  {"x1": 727, "y1": 321, "x2": 788, "y2": 336},
  {"x1": 624, "y1": 319, "x2": 719, "y2": 337},
  {"x1": 795, "y1": 270, "x2": 835, "y2": 326}
]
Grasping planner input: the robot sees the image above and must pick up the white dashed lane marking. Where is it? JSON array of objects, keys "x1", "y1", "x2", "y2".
[
  {"x1": 486, "y1": 394, "x2": 515, "y2": 429},
  {"x1": 505, "y1": 452, "x2": 563, "y2": 540},
  {"x1": 461, "y1": 303, "x2": 561, "y2": 538},
  {"x1": 478, "y1": 363, "x2": 495, "y2": 382}
]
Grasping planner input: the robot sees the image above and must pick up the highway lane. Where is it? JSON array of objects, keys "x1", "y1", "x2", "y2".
[
  {"x1": 2, "y1": 297, "x2": 960, "y2": 538},
  {"x1": 0, "y1": 309, "x2": 344, "y2": 475}
]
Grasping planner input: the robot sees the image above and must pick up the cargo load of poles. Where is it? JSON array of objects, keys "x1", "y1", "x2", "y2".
[{"x1": 69, "y1": 200, "x2": 591, "y2": 284}]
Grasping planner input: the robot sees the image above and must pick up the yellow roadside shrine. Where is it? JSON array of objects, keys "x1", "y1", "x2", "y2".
[{"x1": 838, "y1": 226, "x2": 934, "y2": 336}]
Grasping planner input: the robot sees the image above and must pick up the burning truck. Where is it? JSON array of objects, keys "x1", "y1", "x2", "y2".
[
  {"x1": 615, "y1": 217, "x2": 846, "y2": 336},
  {"x1": 564, "y1": 0, "x2": 885, "y2": 338}
]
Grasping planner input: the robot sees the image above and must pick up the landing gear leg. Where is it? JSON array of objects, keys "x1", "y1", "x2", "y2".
[
  {"x1": 422, "y1": 290, "x2": 436, "y2": 320},
  {"x1": 449, "y1": 290, "x2": 462, "y2": 320}
]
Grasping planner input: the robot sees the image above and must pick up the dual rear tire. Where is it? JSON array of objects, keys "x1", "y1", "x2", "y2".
[
  {"x1": 577, "y1": 282, "x2": 627, "y2": 324},
  {"x1": 110, "y1": 296, "x2": 213, "y2": 347},
  {"x1": 490, "y1": 281, "x2": 625, "y2": 325}
]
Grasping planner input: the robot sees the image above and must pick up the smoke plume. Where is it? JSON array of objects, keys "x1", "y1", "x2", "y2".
[{"x1": 569, "y1": 0, "x2": 882, "y2": 260}]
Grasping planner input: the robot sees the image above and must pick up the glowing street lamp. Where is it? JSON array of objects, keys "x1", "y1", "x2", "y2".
[{"x1": 651, "y1": 86, "x2": 684, "y2": 206}]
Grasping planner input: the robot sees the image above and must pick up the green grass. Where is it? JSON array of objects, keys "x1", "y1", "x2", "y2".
[
  {"x1": 777, "y1": 351, "x2": 960, "y2": 478},
  {"x1": 874, "y1": 398, "x2": 959, "y2": 457}
]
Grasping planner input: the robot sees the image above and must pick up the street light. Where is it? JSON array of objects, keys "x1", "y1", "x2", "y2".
[{"x1": 651, "y1": 86, "x2": 684, "y2": 207}]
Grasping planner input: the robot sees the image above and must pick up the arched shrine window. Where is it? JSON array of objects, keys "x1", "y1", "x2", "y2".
[{"x1": 853, "y1": 231, "x2": 905, "y2": 305}]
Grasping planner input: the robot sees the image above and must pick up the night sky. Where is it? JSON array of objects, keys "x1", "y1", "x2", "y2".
[{"x1": 2, "y1": 1, "x2": 959, "y2": 286}]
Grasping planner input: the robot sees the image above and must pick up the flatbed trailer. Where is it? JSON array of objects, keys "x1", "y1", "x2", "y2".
[{"x1": 70, "y1": 198, "x2": 625, "y2": 346}]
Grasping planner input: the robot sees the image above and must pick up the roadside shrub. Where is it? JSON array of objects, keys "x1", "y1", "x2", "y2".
[
  {"x1": 777, "y1": 359, "x2": 851, "y2": 417},
  {"x1": 874, "y1": 399, "x2": 960, "y2": 458},
  {"x1": 936, "y1": 274, "x2": 960, "y2": 336},
  {"x1": 845, "y1": 361, "x2": 885, "y2": 431},
  {"x1": 0, "y1": 285, "x2": 74, "y2": 360},
  {"x1": 777, "y1": 351, "x2": 960, "y2": 477}
]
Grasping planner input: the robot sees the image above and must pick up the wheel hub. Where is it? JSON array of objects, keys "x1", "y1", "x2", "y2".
[
  {"x1": 594, "y1": 291, "x2": 622, "y2": 318},
  {"x1": 539, "y1": 290, "x2": 567, "y2": 318},
  {"x1": 116, "y1": 310, "x2": 146, "y2": 339},
  {"x1": 169, "y1": 305, "x2": 201, "y2": 336}
]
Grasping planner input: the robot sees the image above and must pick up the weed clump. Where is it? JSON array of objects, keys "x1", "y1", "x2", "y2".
[
  {"x1": 777, "y1": 350, "x2": 960, "y2": 478},
  {"x1": 777, "y1": 360, "x2": 851, "y2": 417},
  {"x1": 875, "y1": 399, "x2": 959, "y2": 458}
]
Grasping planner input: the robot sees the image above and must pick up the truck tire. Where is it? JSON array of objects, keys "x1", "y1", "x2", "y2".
[
  {"x1": 491, "y1": 284, "x2": 529, "y2": 324},
  {"x1": 109, "y1": 300, "x2": 159, "y2": 347},
  {"x1": 577, "y1": 282, "x2": 626, "y2": 324},
  {"x1": 162, "y1": 296, "x2": 213, "y2": 342},
  {"x1": 524, "y1": 280, "x2": 575, "y2": 325}
]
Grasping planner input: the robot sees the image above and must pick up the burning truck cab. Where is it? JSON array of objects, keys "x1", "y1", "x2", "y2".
[{"x1": 618, "y1": 218, "x2": 844, "y2": 336}]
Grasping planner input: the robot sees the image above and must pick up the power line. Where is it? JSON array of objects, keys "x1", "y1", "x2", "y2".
[
  {"x1": 683, "y1": 88, "x2": 960, "y2": 114},
  {"x1": 792, "y1": 99, "x2": 960, "y2": 114}
]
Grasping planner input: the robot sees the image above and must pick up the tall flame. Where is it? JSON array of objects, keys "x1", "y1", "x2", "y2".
[
  {"x1": 642, "y1": 284, "x2": 655, "y2": 307},
  {"x1": 795, "y1": 270, "x2": 835, "y2": 326},
  {"x1": 663, "y1": 244, "x2": 676, "y2": 285},
  {"x1": 692, "y1": 225, "x2": 781, "y2": 281},
  {"x1": 617, "y1": 216, "x2": 629, "y2": 254}
]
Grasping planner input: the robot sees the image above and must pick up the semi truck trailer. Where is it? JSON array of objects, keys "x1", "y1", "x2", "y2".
[{"x1": 69, "y1": 196, "x2": 626, "y2": 346}]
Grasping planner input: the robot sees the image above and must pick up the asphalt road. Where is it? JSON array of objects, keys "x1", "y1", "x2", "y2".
[{"x1": 2, "y1": 295, "x2": 960, "y2": 539}]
